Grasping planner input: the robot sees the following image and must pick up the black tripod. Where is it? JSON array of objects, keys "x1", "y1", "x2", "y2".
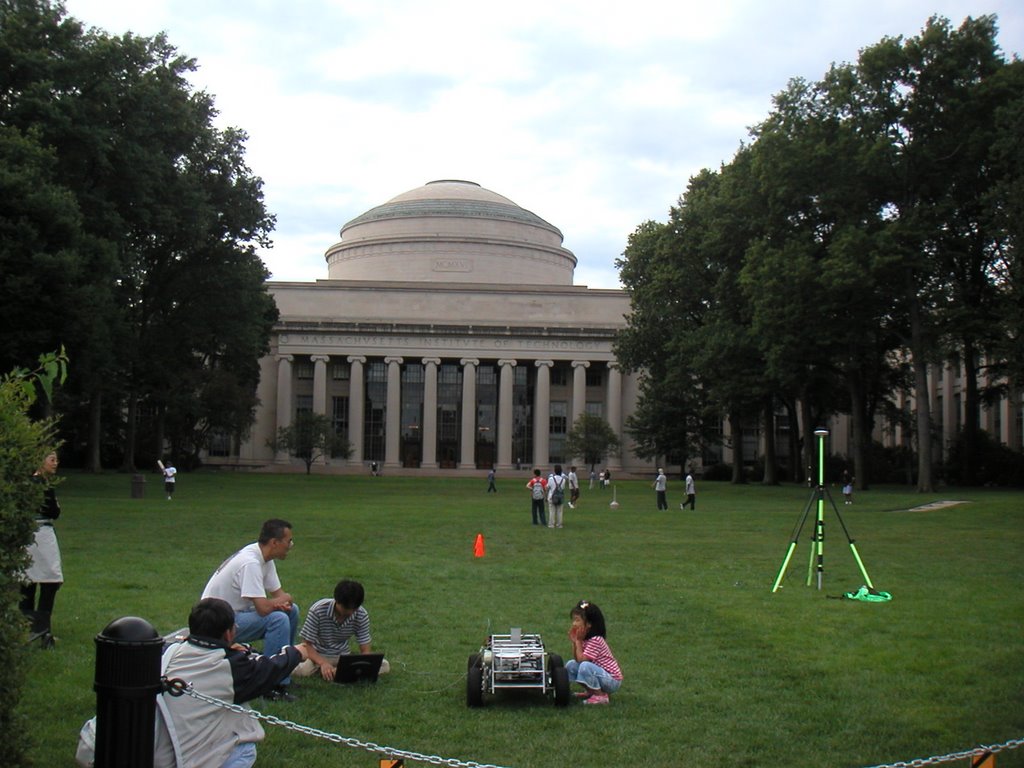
[{"x1": 771, "y1": 429, "x2": 874, "y2": 593}]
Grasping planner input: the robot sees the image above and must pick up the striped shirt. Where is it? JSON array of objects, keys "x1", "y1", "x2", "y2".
[
  {"x1": 299, "y1": 598, "x2": 371, "y2": 657},
  {"x1": 583, "y1": 635, "x2": 622, "y2": 680}
]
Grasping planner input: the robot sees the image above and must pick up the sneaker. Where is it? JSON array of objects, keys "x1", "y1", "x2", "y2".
[
  {"x1": 583, "y1": 693, "x2": 610, "y2": 705},
  {"x1": 262, "y1": 686, "x2": 297, "y2": 702}
]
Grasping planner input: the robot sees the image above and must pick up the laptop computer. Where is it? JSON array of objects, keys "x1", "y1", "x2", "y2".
[{"x1": 332, "y1": 653, "x2": 385, "y2": 684}]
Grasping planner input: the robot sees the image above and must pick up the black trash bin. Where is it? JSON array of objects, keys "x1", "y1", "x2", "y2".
[
  {"x1": 93, "y1": 616, "x2": 163, "y2": 768},
  {"x1": 131, "y1": 474, "x2": 145, "y2": 499}
]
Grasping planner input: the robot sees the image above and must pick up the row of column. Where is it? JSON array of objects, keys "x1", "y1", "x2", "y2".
[{"x1": 274, "y1": 354, "x2": 622, "y2": 470}]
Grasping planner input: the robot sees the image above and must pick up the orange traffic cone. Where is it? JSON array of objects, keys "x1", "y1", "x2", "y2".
[{"x1": 474, "y1": 533, "x2": 485, "y2": 558}]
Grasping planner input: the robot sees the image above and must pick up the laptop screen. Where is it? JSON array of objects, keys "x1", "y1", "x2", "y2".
[{"x1": 332, "y1": 653, "x2": 385, "y2": 684}]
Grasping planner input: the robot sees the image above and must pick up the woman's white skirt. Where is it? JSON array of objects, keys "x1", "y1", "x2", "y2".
[{"x1": 25, "y1": 525, "x2": 63, "y2": 583}]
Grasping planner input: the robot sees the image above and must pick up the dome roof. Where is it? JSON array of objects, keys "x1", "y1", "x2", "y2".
[
  {"x1": 343, "y1": 180, "x2": 562, "y2": 235},
  {"x1": 325, "y1": 180, "x2": 577, "y2": 284}
]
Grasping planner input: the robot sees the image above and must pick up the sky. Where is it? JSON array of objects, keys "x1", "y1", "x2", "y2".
[{"x1": 61, "y1": 0, "x2": 1024, "y2": 290}]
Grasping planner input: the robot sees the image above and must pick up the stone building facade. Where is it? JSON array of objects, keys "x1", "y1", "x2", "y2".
[{"x1": 233, "y1": 179, "x2": 656, "y2": 475}]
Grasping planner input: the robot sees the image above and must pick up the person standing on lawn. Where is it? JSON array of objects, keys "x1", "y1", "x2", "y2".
[
  {"x1": 201, "y1": 518, "x2": 301, "y2": 701},
  {"x1": 681, "y1": 469, "x2": 696, "y2": 510},
  {"x1": 526, "y1": 469, "x2": 547, "y2": 526},
  {"x1": 547, "y1": 465, "x2": 567, "y2": 529},
  {"x1": 20, "y1": 450, "x2": 63, "y2": 648},
  {"x1": 653, "y1": 467, "x2": 668, "y2": 510},
  {"x1": 567, "y1": 466, "x2": 580, "y2": 509}
]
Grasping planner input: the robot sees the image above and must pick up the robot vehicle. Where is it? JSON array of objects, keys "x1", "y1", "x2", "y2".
[{"x1": 466, "y1": 628, "x2": 570, "y2": 707}]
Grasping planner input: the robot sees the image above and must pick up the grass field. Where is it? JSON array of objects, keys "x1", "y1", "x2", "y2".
[{"x1": 15, "y1": 471, "x2": 1024, "y2": 768}]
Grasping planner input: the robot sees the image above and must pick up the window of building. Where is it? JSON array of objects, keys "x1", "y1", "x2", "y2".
[
  {"x1": 585, "y1": 401, "x2": 603, "y2": 418},
  {"x1": 550, "y1": 366, "x2": 568, "y2": 387},
  {"x1": 363, "y1": 362, "x2": 386, "y2": 461},
  {"x1": 295, "y1": 360, "x2": 313, "y2": 380},
  {"x1": 332, "y1": 362, "x2": 350, "y2": 381},
  {"x1": 331, "y1": 396, "x2": 349, "y2": 457},
  {"x1": 208, "y1": 429, "x2": 231, "y2": 457},
  {"x1": 585, "y1": 367, "x2": 603, "y2": 387},
  {"x1": 295, "y1": 395, "x2": 312, "y2": 415},
  {"x1": 550, "y1": 401, "x2": 568, "y2": 436}
]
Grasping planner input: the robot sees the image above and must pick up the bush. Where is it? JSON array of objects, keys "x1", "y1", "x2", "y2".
[
  {"x1": 701, "y1": 462, "x2": 733, "y2": 481},
  {"x1": 0, "y1": 352, "x2": 64, "y2": 768},
  {"x1": 944, "y1": 431, "x2": 1024, "y2": 487},
  {"x1": 0, "y1": 379, "x2": 59, "y2": 767}
]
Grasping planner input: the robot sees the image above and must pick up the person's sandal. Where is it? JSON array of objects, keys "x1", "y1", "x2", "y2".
[{"x1": 583, "y1": 693, "x2": 609, "y2": 705}]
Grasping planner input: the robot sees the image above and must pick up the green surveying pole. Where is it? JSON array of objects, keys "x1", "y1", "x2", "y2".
[
  {"x1": 806, "y1": 429, "x2": 828, "y2": 589},
  {"x1": 772, "y1": 428, "x2": 878, "y2": 593}
]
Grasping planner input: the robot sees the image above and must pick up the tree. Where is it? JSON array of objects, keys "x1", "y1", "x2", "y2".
[
  {"x1": 0, "y1": 1, "x2": 277, "y2": 471},
  {"x1": 0, "y1": 349, "x2": 65, "y2": 768},
  {"x1": 270, "y1": 411, "x2": 351, "y2": 474},
  {"x1": 562, "y1": 413, "x2": 621, "y2": 474}
]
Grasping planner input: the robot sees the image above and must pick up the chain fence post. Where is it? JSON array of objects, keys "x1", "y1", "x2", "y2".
[{"x1": 93, "y1": 616, "x2": 164, "y2": 768}]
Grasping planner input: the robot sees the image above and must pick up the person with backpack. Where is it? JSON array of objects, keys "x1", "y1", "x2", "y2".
[
  {"x1": 547, "y1": 464, "x2": 567, "y2": 529},
  {"x1": 526, "y1": 469, "x2": 548, "y2": 526}
]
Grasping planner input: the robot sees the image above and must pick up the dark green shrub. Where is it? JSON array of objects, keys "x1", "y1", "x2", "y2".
[
  {"x1": 0, "y1": 353, "x2": 64, "y2": 768},
  {"x1": 945, "y1": 431, "x2": 1024, "y2": 487}
]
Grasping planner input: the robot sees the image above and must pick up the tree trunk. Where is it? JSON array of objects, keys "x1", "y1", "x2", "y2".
[
  {"x1": 729, "y1": 409, "x2": 745, "y2": 483},
  {"x1": 782, "y1": 396, "x2": 803, "y2": 484},
  {"x1": 909, "y1": 290, "x2": 934, "y2": 492},
  {"x1": 960, "y1": 339, "x2": 980, "y2": 485},
  {"x1": 799, "y1": 393, "x2": 815, "y2": 486},
  {"x1": 154, "y1": 404, "x2": 166, "y2": 467},
  {"x1": 87, "y1": 391, "x2": 103, "y2": 473},
  {"x1": 121, "y1": 389, "x2": 138, "y2": 472},
  {"x1": 761, "y1": 395, "x2": 778, "y2": 485},
  {"x1": 847, "y1": 375, "x2": 869, "y2": 490}
]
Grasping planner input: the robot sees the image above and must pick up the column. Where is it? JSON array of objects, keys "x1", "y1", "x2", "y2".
[
  {"x1": 571, "y1": 360, "x2": 589, "y2": 427},
  {"x1": 347, "y1": 356, "x2": 365, "y2": 465},
  {"x1": 607, "y1": 363, "x2": 622, "y2": 471},
  {"x1": 534, "y1": 360, "x2": 552, "y2": 468},
  {"x1": 459, "y1": 358, "x2": 479, "y2": 469},
  {"x1": 421, "y1": 358, "x2": 440, "y2": 469},
  {"x1": 311, "y1": 355, "x2": 329, "y2": 416},
  {"x1": 274, "y1": 355, "x2": 294, "y2": 462},
  {"x1": 497, "y1": 359, "x2": 516, "y2": 470},
  {"x1": 385, "y1": 356, "x2": 403, "y2": 469}
]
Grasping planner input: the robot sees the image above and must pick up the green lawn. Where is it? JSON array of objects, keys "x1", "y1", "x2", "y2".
[{"x1": 16, "y1": 472, "x2": 1024, "y2": 767}]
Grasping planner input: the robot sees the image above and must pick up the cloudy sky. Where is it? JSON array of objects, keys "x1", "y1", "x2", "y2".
[{"x1": 62, "y1": 0, "x2": 1024, "y2": 289}]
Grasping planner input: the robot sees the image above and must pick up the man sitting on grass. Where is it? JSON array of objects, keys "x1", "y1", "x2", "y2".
[
  {"x1": 201, "y1": 519, "x2": 301, "y2": 701},
  {"x1": 292, "y1": 579, "x2": 390, "y2": 680},
  {"x1": 76, "y1": 598, "x2": 308, "y2": 768},
  {"x1": 154, "y1": 598, "x2": 307, "y2": 768}
]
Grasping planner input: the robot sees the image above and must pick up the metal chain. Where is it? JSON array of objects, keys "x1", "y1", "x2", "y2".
[
  {"x1": 163, "y1": 678, "x2": 513, "y2": 768},
  {"x1": 163, "y1": 678, "x2": 1022, "y2": 768},
  {"x1": 859, "y1": 737, "x2": 1024, "y2": 768}
]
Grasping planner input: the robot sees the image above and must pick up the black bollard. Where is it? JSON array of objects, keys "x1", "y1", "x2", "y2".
[{"x1": 93, "y1": 616, "x2": 164, "y2": 768}]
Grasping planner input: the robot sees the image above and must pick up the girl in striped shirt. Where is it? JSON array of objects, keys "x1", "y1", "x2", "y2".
[{"x1": 565, "y1": 600, "x2": 622, "y2": 705}]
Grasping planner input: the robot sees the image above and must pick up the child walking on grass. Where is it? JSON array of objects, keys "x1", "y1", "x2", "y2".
[{"x1": 565, "y1": 600, "x2": 622, "y2": 705}]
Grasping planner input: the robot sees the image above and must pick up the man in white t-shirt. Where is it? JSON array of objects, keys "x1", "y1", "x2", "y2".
[
  {"x1": 201, "y1": 518, "x2": 301, "y2": 701},
  {"x1": 162, "y1": 462, "x2": 177, "y2": 500}
]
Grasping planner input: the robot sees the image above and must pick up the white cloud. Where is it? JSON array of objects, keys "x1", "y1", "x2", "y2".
[{"x1": 63, "y1": 0, "x2": 1024, "y2": 289}]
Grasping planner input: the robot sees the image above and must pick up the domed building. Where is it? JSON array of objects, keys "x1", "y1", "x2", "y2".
[{"x1": 235, "y1": 179, "x2": 653, "y2": 474}]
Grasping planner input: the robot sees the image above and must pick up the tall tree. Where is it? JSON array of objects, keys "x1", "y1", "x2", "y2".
[
  {"x1": 271, "y1": 411, "x2": 350, "y2": 474},
  {"x1": 563, "y1": 412, "x2": 621, "y2": 475},
  {"x1": 0, "y1": 1, "x2": 277, "y2": 470}
]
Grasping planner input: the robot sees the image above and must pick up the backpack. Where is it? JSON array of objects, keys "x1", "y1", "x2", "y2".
[
  {"x1": 551, "y1": 477, "x2": 564, "y2": 505},
  {"x1": 531, "y1": 480, "x2": 545, "y2": 500}
]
